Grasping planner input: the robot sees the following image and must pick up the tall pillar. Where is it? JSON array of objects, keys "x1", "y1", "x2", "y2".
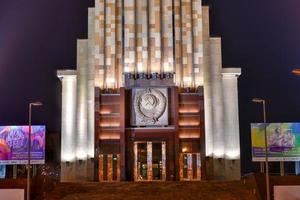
[
  {"x1": 162, "y1": 0, "x2": 174, "y2": 73},
  {"x1": 87, "y1": 7, "x2": 95, "y2": 181},
  {"x1": 192, "y1": 0, "x2": 204, "y2": 86},
  {"x1": 202, "y1": 6, "x2": 214, "y2": 179},
  {"x1": 174, "y1": 0, "x2": 183, "y2": 85},
  {"x1": 222, "y1": 68, "x2": 241, "y2": 180},
  {"x1": 95, "y1": 0, "x2": 105, "y2": 88},
  {"x1": 76, "y1": 40, "x2": 89, "y2": 181},
  {"x1": 136, "y1": 0, "x2": 148, "y2": 73},
  {"x1": 116, "y1": 0, "x2": 123, "y2": 87},
  {"x1": 105, "y1": 0, "x2": 116, "y2": 88},
  {"x1": 210, "y1": 38, "x2": 225, "y2": 179},
  {"x1": 202, "y1": 6, "x2": 213, "y2": 157},
  {"x1": 57, "y1": 70, "x2": 77, "y2": 182},
  {"x1": 124, "y1": 0, "x2": 136, "y2": 73},
  {"x1": 149, "y1": 0, "x2": 161, "y2": 73},
  {"x1": 181, "y1": 0, "x2": 193, "y2": 84}
]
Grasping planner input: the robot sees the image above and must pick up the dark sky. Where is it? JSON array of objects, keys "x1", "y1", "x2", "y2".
[{"x1": 1, "y1": 0, "x2": 300, "y2": 174}]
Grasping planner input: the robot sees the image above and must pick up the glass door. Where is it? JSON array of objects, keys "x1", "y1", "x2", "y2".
[
  {"x1": 134, "y1": 141, "x2": 166, "y2": 181},
  {"x1": 179, "y1": 153, "x2": 201, "y2": 181},
  {"x1": 99, "y1": 154, "x2": 120, "y2": 182}
]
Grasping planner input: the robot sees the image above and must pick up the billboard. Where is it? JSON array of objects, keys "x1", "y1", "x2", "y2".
[
  {"x1": 251, "y1": 123, "x2": 300, "y2": 161},
  {"x1": 0, "y1": 126, "x2": 45, "y2": 164},
  {"x1": 0, "y1": 165, "x2": 5, "y2": 179}
]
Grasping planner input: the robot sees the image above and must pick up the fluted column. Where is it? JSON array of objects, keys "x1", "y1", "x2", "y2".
[
  {"x1": 181, "y1": 0, "x2": 193, "y2": 86},
  {"x1": 76, "y1": 40, "x2": 89, "y2": 181},
  {"x1": 202, "y1": 6, "x2": 213, "y2": 157},
  {"x1": 192, "y1": 0, "x2": 204, "y2": 86},
  {"x1": 222, "y1": 68, "x2": 241, "y2": 180},
  {"x1": 124, "y1": 0, "x2": 136, "y2": 73},
  {"x1": 210, "y1": 38, "x2": 225, "y2": 158},
  {"x1": 87, "y1": 7, "x2": 95, "y2": 181},
  {"x1": 105, "y1": 0, "x2": 116, "y2": 88},
  {"x1": 149, "y1": 0, "x2": 161, "y2": 73},
  {"x1": 57, "y1": 70, "x2": 77, "y2": 182},
  {"x1": 162, "y1": 0, "x2": 173, "y2": 73},
  {"x1": 174, "y1": 0, "x2": 182, "y2": 85},
  {"x1": 136, "y1": 0, "x2": 148, "y2": 73},
  {"x1": 95, "y1": 0, "x2": 105, "y2": 88},
  {"x1": 210, "y1": 37, "x2": 225, "y2": 179}
]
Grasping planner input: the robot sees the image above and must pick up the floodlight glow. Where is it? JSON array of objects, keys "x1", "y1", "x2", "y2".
[
  {"x1": 62, "y1": 153, "x2": 76, "y2": 162},
  {"x1": 183, "y1": 76, "x2": 192, "y2": 87},
  {"x1": 225, "y1": 150, "x2": 240, "y2": 159},
  {"x1": 213, "y1": 149, "x2": 224, "y2": 158},
  {"x1": 106, "y1": 77, "x2": 115, "y2": 88},
  {"x1": 76, "y1": 150, "x2": 87, "y2": 160}
]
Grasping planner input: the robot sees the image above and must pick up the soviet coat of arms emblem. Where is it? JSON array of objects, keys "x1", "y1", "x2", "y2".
[{"x1": 132, "y1": 88, "x2": 168, "y2": 126}]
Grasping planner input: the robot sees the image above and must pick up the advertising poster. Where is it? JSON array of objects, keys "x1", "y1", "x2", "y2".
[
  {"x1": 251, "y1": 123, "x2": 300, "y2": 161},
  {"x1": 0, "y1": 126, "x2": 45, "y2": 164},
  {"x1": 0, "y1": 165, "x2": 5, "y2": 179}
]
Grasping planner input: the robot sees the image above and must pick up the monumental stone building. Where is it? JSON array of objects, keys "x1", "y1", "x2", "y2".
[{"x1": 57, "y1": 0, "x2": 241, "y2": 182}]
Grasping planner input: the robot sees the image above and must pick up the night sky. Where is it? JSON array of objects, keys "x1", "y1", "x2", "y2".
[{"x1": 1, "y1": 0, "x2": 300, "y2": 174}]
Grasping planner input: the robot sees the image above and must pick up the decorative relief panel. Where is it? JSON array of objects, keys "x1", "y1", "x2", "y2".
[{"x1": 131, "y1": 88, "x2": 168, "y2": 126}]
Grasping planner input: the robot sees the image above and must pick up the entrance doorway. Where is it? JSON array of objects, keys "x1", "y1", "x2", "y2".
[
  {"x1": 179, "y1": 153, "x2": 201, "y2": 181},
  {"x1": 98, "y1": 154, "x2": 121, "y2": 182},
  {"x1": 133, "y1": 141, "x2": 166, "y2": 181}
]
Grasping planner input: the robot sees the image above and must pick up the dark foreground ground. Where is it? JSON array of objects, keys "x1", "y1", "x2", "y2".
[{"x1": 46, "y1": 181, "x2": 258, "y2": 200}]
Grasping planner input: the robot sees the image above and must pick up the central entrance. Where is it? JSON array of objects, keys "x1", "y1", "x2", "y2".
[{"x1": 133, "y1": 141, "x2": 166, "y2": 181}]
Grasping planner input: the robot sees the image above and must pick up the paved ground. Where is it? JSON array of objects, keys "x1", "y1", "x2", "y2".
[{"x1": 46, "y1": 181, "x2": 258, "y2": 200}]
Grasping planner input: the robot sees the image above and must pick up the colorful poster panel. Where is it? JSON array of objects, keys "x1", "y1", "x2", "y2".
[
  {"x1": 251, "y1": 123, "x2": 300, "y2": 161},
  {"x1": 0, "y1": 126, "x2": 45, "y2": 165}
]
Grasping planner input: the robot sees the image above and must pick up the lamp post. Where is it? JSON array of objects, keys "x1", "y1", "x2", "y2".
[
  {"x1": 252, "y1": 98, "x2": 270, "y2": 200},
  {"x1": 27, "y1": 102, "x2": 43, "y2": 200}
]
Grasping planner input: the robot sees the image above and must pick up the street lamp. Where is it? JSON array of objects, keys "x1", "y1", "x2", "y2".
[
  {"x1": 252, "y1": 98, "x2": 270, "y2": 200},
  {"x1": 27, "y1": 102, "x2": 43, "y2": 200}
]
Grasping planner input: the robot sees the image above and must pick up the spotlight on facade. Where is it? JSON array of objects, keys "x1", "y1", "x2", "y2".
[{"x1": 225, "y1": 150, "x2": 240, "y2": 159}]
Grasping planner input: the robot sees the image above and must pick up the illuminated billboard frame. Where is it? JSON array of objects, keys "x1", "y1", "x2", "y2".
[
  {"x1": 0, "y1": 126, "x2": 45, "y2": 165},
  {"x1": 251, "y1": 123, "x2": 300, "y2": 162}
]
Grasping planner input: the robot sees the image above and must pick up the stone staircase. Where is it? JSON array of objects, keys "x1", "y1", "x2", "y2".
[{"x1": 46, "y1": 180, "x2": 258, "y2": 200}]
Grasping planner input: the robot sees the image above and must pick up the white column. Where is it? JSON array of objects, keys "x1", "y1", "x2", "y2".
[
  {"x1": 76, "y1": 40, "x2": 89, "y2": 161},
  {"x1": 222, "y1": 68, "x2": 241, "y2": 159},
  {"x1": 87, "y1": 7, "x2": 95, "y2": 181},
  {"x1": 75, "y1": 40, "x2": 89, "y2": 181},
  {"x1": 87, "y1": 8, "x2": 95, "y2": 159},
  {"x1": 210, "y1": 38, "x2": 225, "y2": 158},
  {"x1": 222, "y1": 68, "x2": 241, "y2": 180},
  {"x1": 202, "y1": 6, "x2": 213, "y2": 157},
  {"x1": 57, "y1": 70, "x2": 77, "y2": 182}
]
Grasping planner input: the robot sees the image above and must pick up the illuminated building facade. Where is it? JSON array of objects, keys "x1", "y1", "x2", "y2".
[{"x1": 57, "y1": 0, "x2": 241, "y2": 182}]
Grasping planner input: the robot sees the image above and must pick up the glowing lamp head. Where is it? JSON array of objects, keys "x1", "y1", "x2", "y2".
[
  {"x1": 31, "y1": 102, "x2": 43, "y2": 106},
  {"x1": 252, "y1": 98, "x2": 264, "y2": 103}
]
